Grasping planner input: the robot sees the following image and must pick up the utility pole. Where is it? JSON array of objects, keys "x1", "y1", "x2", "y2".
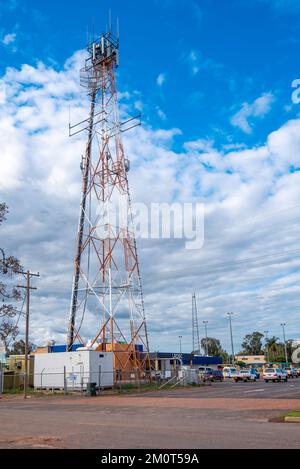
[
  {"x1": 17, "y1": 270, "x2": 40, "y2": 399},
  {"x1": 281, "y1": 323, "x2": 288, "y2": 366},
  {"x1": 264, "y1": 330, "x2": 269, "y2": 364},
  {"x1": 227, "y1": 313, "x2": 235, "y2": 366},
  {"x1": 203, "y1": 321, "x2": 209, "y2": 356},
  {"x1": 192, "y1": 294, "x2": 200, "y2": 354}
]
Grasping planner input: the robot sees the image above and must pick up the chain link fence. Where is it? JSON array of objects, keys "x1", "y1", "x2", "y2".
[
  {"x1": 2, "y1": 369, "x2": 174, "y2": 394},
  {"x1": 1, "y1": 367, "x2": 206, "y2": 395}
]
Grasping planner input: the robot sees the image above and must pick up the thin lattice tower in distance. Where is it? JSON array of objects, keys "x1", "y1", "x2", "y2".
[
  {"x1": 67, "y1": 27, "x2": 151, "y2": 379},
  {"x1": 192, "y1": 293, "x2": 200, "y2": 354}
]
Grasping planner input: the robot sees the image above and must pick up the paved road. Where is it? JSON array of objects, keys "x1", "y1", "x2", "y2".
[
  {"x1": 1, "y1": 379, "x2": 300, "y2": 449},
  {"x1": 147, "y1": 378, "x2": 300, "y2": 400}
]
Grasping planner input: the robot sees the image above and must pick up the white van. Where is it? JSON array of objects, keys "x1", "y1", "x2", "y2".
[
  {"x1": 198, "y1": 366, "x2": 213, "y2": 377},
  {"x1": 223, "y1": 367, "x2": 238, "y2": 379}
]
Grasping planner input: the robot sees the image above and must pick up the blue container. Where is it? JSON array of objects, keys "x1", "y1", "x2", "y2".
[
  {"x1": 50, "y1": 344, "x2": 83, "y2": 353},
  {"x1": 135, "y1": 345, "x2": 143, "y2": 353}
]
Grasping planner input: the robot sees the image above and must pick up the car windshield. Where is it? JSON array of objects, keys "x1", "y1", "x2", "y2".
[
  {"x1": 230, "y1": 369, "x2": 237, "y2": 372},
  {"x1": 240, "y1": 370, "x2": 248, "y2": 373},
  {"x1": 265, "y1": 368, "x2": 274, "y2": 372}
]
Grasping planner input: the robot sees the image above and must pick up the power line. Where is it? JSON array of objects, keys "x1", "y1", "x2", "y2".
[{"x1": 160, "y1": 247, "x2": 300, "y2": 278}]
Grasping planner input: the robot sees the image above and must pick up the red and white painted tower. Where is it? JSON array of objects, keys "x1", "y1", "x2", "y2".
[{"x1": 67, "y1": 28, "x2": 151, "y2": 378}]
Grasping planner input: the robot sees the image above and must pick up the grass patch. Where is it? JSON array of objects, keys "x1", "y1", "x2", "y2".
[
  {"x1": 3, "y1": 388, "x2": 34, "y2": 395},
  {"x1": 286, "y1": 411, "x2": 300, "y2": 418}
]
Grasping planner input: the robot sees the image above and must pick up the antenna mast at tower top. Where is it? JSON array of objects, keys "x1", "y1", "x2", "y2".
[
  {"x1": 67, "y1": 22, "x2": 150, "y2": 379},
  {"x1": 192, "y1": 293, "x2": 200, "y2": 355}
]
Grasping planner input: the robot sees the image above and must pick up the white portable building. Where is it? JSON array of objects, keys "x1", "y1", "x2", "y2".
[{"x1": 34, "y1": 350, "x2": 114, "y2": 390}]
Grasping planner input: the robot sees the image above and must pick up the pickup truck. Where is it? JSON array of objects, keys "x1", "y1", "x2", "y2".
[{"x1": 234, "y1": 369, "x2": 257, "y2": 382}]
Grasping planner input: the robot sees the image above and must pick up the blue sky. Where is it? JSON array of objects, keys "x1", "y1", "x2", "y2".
[
  {"x1": 1, "y1": 0, "x2": 300, "y2": 353},
  {"x1": 1, "y1": 0, "x2": 300, "y2": 148}
]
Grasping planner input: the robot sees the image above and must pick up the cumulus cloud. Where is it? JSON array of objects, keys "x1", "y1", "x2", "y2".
[
  {"x1": 0, "y1": 52, "x2": 300, "y2": 353},
  {"x1": 231, "y1": 92, "x2": 275, "y2": 134}
]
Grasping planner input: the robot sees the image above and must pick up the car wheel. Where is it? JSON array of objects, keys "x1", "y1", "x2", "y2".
[
  {"x1": 254, "y1": 379, "x2": 257, "y2": 382},
  {"x1": 265, "y1": 380, "x2": 268, "y2": 383},
  {"x1": 284, "y1": 378, "x2": 288, "y2": 382}
]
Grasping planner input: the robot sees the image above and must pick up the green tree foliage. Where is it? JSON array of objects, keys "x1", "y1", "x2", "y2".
[
  {"x1": 200, "y1": 337, "x2": 227, "y2": 357},
  {"x1": 10, "y1": 339, "x2": 36, "y2": 355},
  {"x1": 0, "y1": 203, "x2": 22, "y2": 349},
  {"x1": 242, "y1": 331, "x2": 264, "y2": 355},
  {"x1": 236, "y1": 361, "x2": 247, "y2": 368},
  {"x1": 264, "y1": 337, "x2": 298, "y2": 363}
]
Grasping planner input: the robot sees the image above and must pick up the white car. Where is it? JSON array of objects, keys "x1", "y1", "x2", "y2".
[
  {"x1": 284, "y1": 367, "x2": 298, "y2": 379},
  {"x1": 234, "y1": 369, "x2": 257, "y2": 382},
  {"x1": 222, "y1": 367, "x2": 238, "y2": 379},
  {"x1": 198, "y1": 367, "x2": 213, "y2": 377},
  {"x1": 263, "y1": 368, "x2": 288, "y2": 383}
]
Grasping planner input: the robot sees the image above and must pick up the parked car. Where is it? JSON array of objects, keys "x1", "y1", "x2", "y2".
[
  {"x1": 198, "y1": 367, "x2": 213, "y2": 377},
  {"x1": 202, "y1": 370, "x2": 224, "y2": 383},
  {"x1": 251, "y1": 369, "x2": 260, "y2": 380},
  {"x1": 284, "y1": 367, "x2": 298, "y2": 379},
  {"x1": 297, "y1": 368, "x2": 300, "y2": 378},
  {"x1": 222, "y1": 367, "x2": 238, "y2": 379},
  {"x1": 201, "y1": 370, "x2": 214, "y2": 382},
  {"x1": 234, "y1": 369, "x2": 257, "y2": 382},
  {"x1": 263, "y1": 368, "x2": 288, "y2": 383}
]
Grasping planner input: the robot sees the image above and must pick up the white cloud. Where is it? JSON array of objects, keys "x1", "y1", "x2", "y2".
[
  {"x1": 188, "y1": 50, "x2": 200, "y2": 76},
  {"x1": 231, "y1": 92, "x2": 275, "y2": 134},
  {"x1": 2, "y1": 33, "x2": 16, "y2": 46},
  {"x1": 156, "y1": 73, "x2": 166, "y2": 87},
  {"x1": 185, "y1": 49, "x2": 224, "y2": 78},
  {"x1": 184, "y1": 139, "x2": 214, "y2": 153},
  {"x1": 1, "y1": 52, "x2": 300, "y2": 353},
  {"x1": 156, "y1": 106, "x2": 167, "y2": 120}
]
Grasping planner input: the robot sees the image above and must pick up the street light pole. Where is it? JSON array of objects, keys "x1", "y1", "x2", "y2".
[
  {"x1": 17, "y1": 270, "x2": 40, "y2": 399},
  {"x1": 264, "y1": 330, "x2": 269, "y2": 364},
  {"x1": 179, "y1": 336, "x2": 183, "y2": 356},
  {"x1": 228, "y1": 313, "x2": 235, "y2": 366},
  {"x1": 281, "y1": 323, "x2": 288, "y2": 366},
  {"x1": 203, "y1": 321, "x2": 209, "y2": 356}
]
